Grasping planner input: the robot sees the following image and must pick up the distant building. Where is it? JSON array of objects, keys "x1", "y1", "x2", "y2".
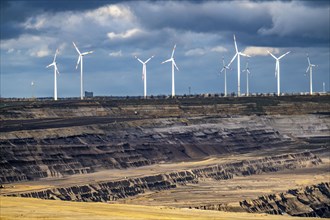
[{"x1": 85, "y1": 91, "x2": 93, "y2": 98}]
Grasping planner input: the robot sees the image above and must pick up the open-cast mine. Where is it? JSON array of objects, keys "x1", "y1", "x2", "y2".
[{"x1": 0, "y1": 95, "x2": 329, "y2": 219}]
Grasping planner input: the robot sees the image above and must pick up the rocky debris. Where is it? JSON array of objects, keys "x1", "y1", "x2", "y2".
[
  {"x1": 240, "y1": 182, "x2": 330, "y2": 218},
  {"x1": 8, "y1": 152, "x2": 322, "y2": 202}
]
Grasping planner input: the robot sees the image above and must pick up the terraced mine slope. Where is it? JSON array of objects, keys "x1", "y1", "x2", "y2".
[{"x1": 0, "y1": 95, "x2": 329, "y2": 219}]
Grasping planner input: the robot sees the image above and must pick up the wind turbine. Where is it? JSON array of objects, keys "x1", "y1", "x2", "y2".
[
  {"x1": 242, "y1": 60, "x2": 251, "y2": 96},
  {"x1": 305, "y1": 54, "x2": 317, "y2": 95},
  {"x1": 227, "y1": 34, "x2": 250, "y2": 97},
  {"x1": 73, "y1": 42, "x2": 94, "y2": 100},
  {"x1": 135, "y1": 55, "x2": 154, "y2": 98},
  {"x1": 267, "y1": 50, "x2": 290, "y2": 96},
  {"x1": 162, "y1": 44, "x2": 179, "y2": 97},
  {"x1": 31, "y1": 81, "x2": 35, "y2": 98},
  {"x1": 46, "y1": 49, "x2": 60, "y2": 101},
  {"x1": 220, "y1": 57, "x2": 230, "y2": 97}
]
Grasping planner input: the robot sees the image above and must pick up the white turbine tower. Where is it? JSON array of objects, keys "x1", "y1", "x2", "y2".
[
  {"x1": 162, "y1": 44, "x2": 179, "y2": 97},
  {"x1": 220, "y1": 57, "x2": 230, "y2": 97},
  {"x1": 135, "y1": 55, "x2": 154, "y2": 98},
  {"x1": 46, "y1": 49, "x2": 60, "y2": 101},
  {"x1": 227, "y1": 35, "x2": 250, "y2": 97},
  {"x1": 31, "y1": 81, "x2": 35, "y2": 98},
  {"x1": 267, "y1": 50, "x2": 290, "y2": 96},
  {"x1": 73, "y1": 42, "x2": 94, "y2": 100},
  {"x1": 305, "y1": 54, "x2": 317, "y2": 95},
  {"x1": 242, "y1": 60, "x2": 251, "y2": 96}
]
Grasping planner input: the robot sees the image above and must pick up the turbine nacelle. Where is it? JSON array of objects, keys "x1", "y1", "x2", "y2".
[
  {"x1": 46, "y1": 49, "x2": 60, "y2": 75},
  {"x1": 73, "y1": 41, "x2": 94, "y2": 69},
  {"x1": 242, "y1": 61, "x2": 251, "y2": 75},
  {"x1": 135, "y1": 55, "x2": 154, "y2": 81},
  {"x1": 268, "y1": 51, "x2": 290, "y2": 77},
  {"x1": 161, "y1": 58, "x2": 179, "y2": 71},
  {"x1": 220, "y1": 57, "x2": 231, "y2": 73},
  {"x1": 136, "y1": 55, "x2": 154, "y2": 64},
  {"x1": 268, "y1": 50, "x2": 290, "y2": 60},
  {"x1": 305, "y1": 54, "x2": 317, "y2": 74}
]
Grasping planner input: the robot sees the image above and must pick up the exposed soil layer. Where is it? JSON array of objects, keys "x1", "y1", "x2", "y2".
[
  {"x1": 1, "y1": 113, "x2": 328, "y2": 184},
  {"x1": 240, "y1": 182, "x2": 330, "y2": 218},
  {"x1": 6, "y1": 152, "x2": 321, "y2": 201}
]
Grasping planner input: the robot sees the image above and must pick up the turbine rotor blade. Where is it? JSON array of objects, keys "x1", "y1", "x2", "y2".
[
  {"x1": 135, "y1": 56, "x2": 144, "y2": 64},
  {"x1": 275, "y1": 61, "x2": 278, "y2": 77},
  {"x1": 278, "y1": 51, "x2": 290, "y2": 60},
  {"x1": 240, "y1": 52, "x2": 251, "y2": 57},
  {"x1": 72, "y1": 42, "x2": 81, "y2": 55},
  {"x1": 222, "y1": 57, "x2": 225, "y2": 66},
  {"x1": 145, "y1": 55, "x2": 154, "y2": 64},
  {"x1": 267, "y1": 50, "x2": 277, "y2": 60},
  {"x1": 233, "y1": 34, "x2": 238, "y2": 53},
  {"x1": 227, "y1": 53, "x2": 238, "y2": 67},
  {"x1": 307, "y1": 54, "x2": 311, "y2": 65},
  {"x1": 55, "y1": 65, "x2": 60, "y2": 75},
  {"x1": 76, "y1": 56, "x2": 81, "y2": 69},
  {"x1": 161, "y1": 58, "x2": 172, "y2": 64},
  {"x1": 306, "y1": 66, "x2": 310, "y2": 73},
  {"x1": 173, "y1": 59, "x2": 179, "y2": 71},
  {"x1": 82, "y1": 51, "x2": 94, "y2": 56},
  {"x1": 46, "y1": 63, "x2": 54, "y2": 68},
  {"x1": 171, "y1": 44, "x2": 176, "y2": 58},
  {"x1": 53, "y1": 49, "x2": 59, "y2": 62}
]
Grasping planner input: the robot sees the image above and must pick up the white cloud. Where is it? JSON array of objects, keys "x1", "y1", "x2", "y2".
[
  {"x1": 1, "y1": 34, "x2": 56, "y2": 57},
  {"x1": 211, "y1": 46, "x2": 227, "y2": 53},
  {"x1": 86, "y1": 5, "x2": 135, "y2": 26},
  {"x1": 7, "y1": 48, "x2": 14, "y2": 53},
  {"x1": 87, "y1": 5, "x2": 133, "y2": 19},
  {"x1": 23, "y1": 15, "x2": 47, "y2": 30},
  {"x1": 30, "y1": 47, "x2": 51, "y2": 58},
  {"x1": 109, "y1": 50, "x2": 123, "y2": 57},
  {"x1": 107, "y1": 28, "x2": 143, "y2": 40},
  {"x1": 242, "y1": 47, "x2": 280, "y2": 56},
  {"x1": 185, "y1": 48, "x2": 206, "y2": 56}
]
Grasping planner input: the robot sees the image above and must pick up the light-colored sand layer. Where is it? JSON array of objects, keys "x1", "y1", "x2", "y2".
[{"x1": 0, "y1": 196, "x2": 319, "y2": 220}]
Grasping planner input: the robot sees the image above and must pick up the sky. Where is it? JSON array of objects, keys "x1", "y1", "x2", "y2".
[{"x1": 1, "y1": 0, "x2": 329, "y2": 98}]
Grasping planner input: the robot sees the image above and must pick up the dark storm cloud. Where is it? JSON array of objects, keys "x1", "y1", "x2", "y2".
[
  {"x1": 2, "y1": 0, "x2": 329, "y2": 47},
  {"x1": 133, "y1": 1, "x2": 272, "y2": 34},
  {"x1": 295, "y1": 0, "x2": 330, "y2": 7},
  {"x1": 130, "y1": 1, "x2": 329, "y2": 48}
]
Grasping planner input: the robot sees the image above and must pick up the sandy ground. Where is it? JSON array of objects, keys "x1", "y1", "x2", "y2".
[{"x1": 0, "y1": 196, "x2": 321, "y2": 220}]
